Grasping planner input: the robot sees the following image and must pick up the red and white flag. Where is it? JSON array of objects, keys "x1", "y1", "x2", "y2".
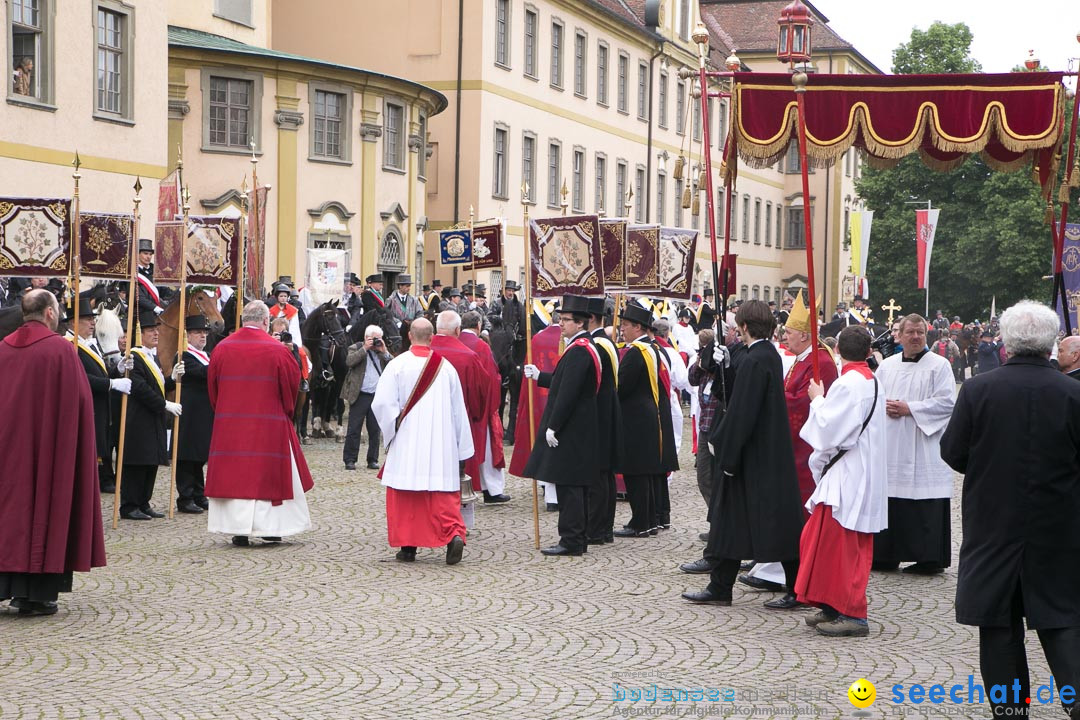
[{"x1": 916, "y1": 208, "x2": 940, "y2": 290}]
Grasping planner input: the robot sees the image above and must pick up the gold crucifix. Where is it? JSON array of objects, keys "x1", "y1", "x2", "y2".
[{"x1": 881, "y1": 298, "x2": 902, "y2": 325}]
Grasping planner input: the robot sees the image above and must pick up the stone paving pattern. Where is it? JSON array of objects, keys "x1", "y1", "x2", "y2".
[{"x1": 0, "y1": 421, "x2": 1060, "y2": 719}]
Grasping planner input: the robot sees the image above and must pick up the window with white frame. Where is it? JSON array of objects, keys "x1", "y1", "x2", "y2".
[
  {"x1": 550, "y1": 20, "x2": 563, "y2": 88},
  {"x1": 634, "y1": 166, "x2": 645, "y2": 223},
  {"x1": 10, "y1": 0, "x2": 52, "y2": 102},
  {"x1": 776, "y1": 206, "x2": 783, "y2": 248},
  {"x1": 675, "y1": 78, "x2": 685, "y2": 135},
  {"x1": 383, "y1": 102, "x2": 405, "y2": 170},
  {"x1": 692, "y1": 97, "x2": 701, "y2": 140},
  {"x1": 547, "y1": 141, "x2": 561, "y2": 207},
  {"x1": 753, "y1": 198, "x2": 761, "y2": 244},
  {"x1": 312, "y1": 88, "x2": 347, "y2": 160},
  {"x1": 523, "y1": 7, "x2": 537, "y2": 78},
  {"x1": 675, "y1": 178, "x2": 684, "y2": 227},
  {"x1": 714, "y1": 190, "x2": 724, "y2": 237},
  {"x1": 493, "y1": 124, "x2": 509, "y2": 199},
  {"x1": 636, "y1": 61, "x2": 648, "y2": 120},
  {"x1": 617, "y1": 52, "x2": 629, "y2": 113},
  {"x1": 522, "y1": 132, "x2": 536, "y2": 202},
  {"x1": 417, "y1": 113, "x2": 428, "y2": 177},
  {"x1": 594, "y1": 153, "x2": 607, "y2": 214},
  {"x1": 741, "y1": 195, "x2": 750, "y2": 241},
  {"x1": 596, "y1": 41, "x2": 608, "y2": 105},
  {"x1": 572, "y1": 148, "x2": 584, "y2": 211},
  {"x1": 573, "y1": 30, "x2": 587, "y2": 97},
  {"x1": 765, "y1": 202, "x2": 772, "y2": 247},
  {"x1": 786, "y1": 202, "x2": 806, "y2": 249},
  {"x1": 656, "y1": 171, "x2": 666, "y2": 226},
  {"x1": 615, "y1": 160, "x2": 627, "y2": 215},
  {"x1": 658, "y1": 71, "x2": 668, "y2": 129},
  {"x1": 752, "y1": 285, "x2": 760, "y2": 300},
  {"x1": 740, "y1": 285, "x2": 748, "y2": 301},
  {"x1": 495, "y1": 0, "x2": 510, "y2": 68},
  {"x1": 95, "y1": 5, "x2": 129, "y2": 117},
  {"x1": 679, "y1": 0, "x2": 691, "y2": 41}
]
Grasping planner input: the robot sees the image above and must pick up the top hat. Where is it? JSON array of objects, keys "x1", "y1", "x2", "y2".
[
  {"x1": 503, "y1": 280, "x2": 520, "y2": 291},
  {"x1": 396, "y1": 274, "x2": 413, "y2": 285},
  {"x1": 432, "y1": 279, "x2": 443, "y2": 288},
  {"x1": 272, "y1": 282, "x2": 291, "y2": 296},
  {"x1": 854, "y1": 294, "x2": 865, "y2": 302},
  {"x1": 138, "y1": 238, "x2": 154, "y2": 253},
  {"x1": 619, "y1": 302, "x2": 654, "y2": 329},
  {"x1": 277, "y1": 275, "x2": 294, "y2": 287},
  {"x1": 981, "y1": 330, "x2": 993, "y2": 338},
  {"x1": 422, "y1": 284, "x2": 431, "y2": 293},
  {"x1": 65, "y1": 297, "x2": 96, "y2": 320},
  {"x1": 475, "y1": 288, "x2": 487, "y2": 299},
  {"x1": 703, "y1": 287, "x2": 714, "y2": 297},
  {"x1": 366, "y1": 274, "x2": 383, "y2": 284},
  {"x1": 185, "y1": 314, "x2": 211, "y2": 332},
  {"x1": 448, "y1": 287, "x2": 462, "y2": 298},
  {"x1": 587, "y1": 297, "x2": 608, "y2": 318},
  {"x1": 345, "y1": 272, "x2": 361, "y2": 286},
  {"x1": 554, "y1": 294, "x2": 591, "y2": 318},
  {"x1": 138, "y1": 310, "x2": 160, "y2": 329}
]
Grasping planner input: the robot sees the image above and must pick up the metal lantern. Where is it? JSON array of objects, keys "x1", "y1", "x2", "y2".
[
  {"x1": 777, "y1": 0, "x2": 813, "y2": 66},
  {"x1": 1024, "y1": 50, "x2": 1040, "y2": 71}
]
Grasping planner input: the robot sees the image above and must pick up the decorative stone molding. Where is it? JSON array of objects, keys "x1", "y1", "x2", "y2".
[
  {"x1": 360, "y1": 123, "x2": 383, "y2": 142},
  {"x1": 274, "y1": 109, "x2": 304, "y2": 130},
  {"x1": 379, "y1": 202, "x2": 408, "y2": 223},
  {"x1": 408, "y1": 134, "x2": 424, "y2": 152},
  {"x1": 307, "y1": 200, "x2": 355, "y2": 220},
  {"x1": 167, "y1": 98, "x2": 190, "y2": 119}
]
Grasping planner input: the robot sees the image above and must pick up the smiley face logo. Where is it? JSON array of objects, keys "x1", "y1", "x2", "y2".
[{"x1": 848, "y1": 678, "x2": 876, "y2": 709}]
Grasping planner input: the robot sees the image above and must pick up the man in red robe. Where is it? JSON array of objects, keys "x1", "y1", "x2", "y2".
[
  {"x1": 459, "y1": 311, "x2": 509, "y2": 503},
  {"x1": 0, "y1": 290, "x2": 106, "y2": 615},
  {"x1": 205, "y1": 301, "x2": 314, "y2": 546}
]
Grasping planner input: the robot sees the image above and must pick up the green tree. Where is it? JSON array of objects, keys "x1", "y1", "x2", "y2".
[{"x1": 892, "y1": 22, "x2": 982, "y2": 74}]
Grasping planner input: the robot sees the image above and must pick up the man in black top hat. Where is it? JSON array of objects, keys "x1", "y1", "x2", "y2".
[
  {"x1": 388, "y1": 274, "x2": 423, "y2": 326},
  {"x1": 361, "y1": 273, "x2": 386, "y2": 315},
  {"x1": 134, "y1": 238, "x2": 164, "y2": 321},
  {"x1": 344, "y1": 272, "x2": 363, "y2": 327},
  {"x1": 425, "y1": 280, "x2": 443, "y2": 313},
  {"x1": 697, "y1": 287, "x2": 717, "y2": 331},
  {"x1": 585, "y1": 296, "x2": 622, "y2": 544},
  {"x1": 440, "y1": 287, "x2": 465, "y2": 315},
  {"x1": 173, "y1": 315, "x2": 214, "y2": 514},
  {"x1": 522, "y1": 294, "x2": 601, "y2": 556}
]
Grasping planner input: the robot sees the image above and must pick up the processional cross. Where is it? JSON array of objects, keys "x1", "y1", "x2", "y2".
[{"x1": 882, "y1": 298, "x2": 903, "y2": 325}]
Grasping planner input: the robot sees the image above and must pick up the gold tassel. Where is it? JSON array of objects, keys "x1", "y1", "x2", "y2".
[
  {"x1": 1045, "y1": 202, "x2": 1054, "y2": 226},
  {"x1": 673, "y1": 155, "x2": 685, "y2": 181},
  {"x1": 691, "y1": 192, "x2": 701, "y2": 216},
  {"x1": 698, "y1": 169, "x2": 707, "y2": 189},
  {"x1": 1061, "y1": 184, "x2": 1071, "y2": 204},
  {"x1": 1071, "y1": 159, "x2": 1080, "y2": 189},
  {"x1": 681, "y1": 184, "x2": 692, "y2": 209}
]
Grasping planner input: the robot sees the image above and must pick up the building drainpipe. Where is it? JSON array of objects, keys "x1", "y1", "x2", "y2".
[
  {"x1": 645, "y1": 42, "x2": 665, "y2": 222},
  {"x1": 452, "y1": 0, "x2": 464, "y2": 287}
]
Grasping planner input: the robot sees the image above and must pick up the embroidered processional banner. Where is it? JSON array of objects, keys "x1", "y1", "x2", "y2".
[
  {"x1": 599, "y1": 218, "x2": 626, "y2": 288},
  {"x1": 439, "y1": 228, "x2": 472, "y2": 266},
  {"x1": 307, "y1": 248, "x2": 350, "y2": 306},
  {"x1": 623, "y1": 224, "x2": 659, "y2": 292},
  {"x1": 655, "y1": 227, "x2": 698, "y2": 300},
  {"x1": 0, "y1": 197, "x2": 71, "y2": 276},
  {"x1": 528, "y1": 214, "x2": 604, "y2": 297},
  {"x1": 471, "y1": 222, "x2": 503, "y2": 270},
  {"x1": 154, "y1": 217, "x2": 241, "y2": 285},
  {"x1": 79, "y1": 212, "x2": 133, "y2": 280}
]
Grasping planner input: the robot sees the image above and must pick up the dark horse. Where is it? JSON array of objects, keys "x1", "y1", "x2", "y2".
[{"x1": 302, "y1": 301, "x2": 351, "y2": 440}]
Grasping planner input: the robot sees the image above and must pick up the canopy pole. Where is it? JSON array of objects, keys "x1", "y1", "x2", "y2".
[
  {"x1": 520, "y1": 183, "x2": 539, "y2": 550},
  {"x1": 167, "y1": 149, "x2": 192, "y2": 520},
  {"x1": 113, "y1": 177, "x2": 143, "y2": 530},
  {"x1": 793, "y1": 72, "x2": 821, "y2": 382}
]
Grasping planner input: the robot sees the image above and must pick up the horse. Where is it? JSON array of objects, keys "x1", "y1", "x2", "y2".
[
  {"x1": 302, "y1": 301, "x2": 351, "y2": 441},
  {"x1": 156, "y1": 287, "x2": 226, "y2": 375},
  {"x1": 349, "y1": 305, "x2": 402, "y2": 354}
]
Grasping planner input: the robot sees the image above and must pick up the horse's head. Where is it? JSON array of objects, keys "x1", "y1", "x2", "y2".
[
  {"x1": 94, "y1": 307, "x2": 124, "y2": 359},
  {"x1": 319, "y1": 301, "x2": 350, "y2": 348},
  {"x1": 352, "y1": 306, "x2": 401, "y2": 354},
  {"x1": 190, "y1": 287, "x2": 225, "y2": 334}
]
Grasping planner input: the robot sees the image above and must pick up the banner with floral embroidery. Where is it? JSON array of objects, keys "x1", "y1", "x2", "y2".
[
  {"x1": 79, "y1": 212, "x2": 134, "y2": 280},
  {"x1": 528, "y1": 214, "x2": 605, "y2": 297},
  {"x1": 655, "y1": 227, "x2": 698, "y2": 300},
  {"x1": 0, "y1": 197, "x2": 72, "y2": 276}
]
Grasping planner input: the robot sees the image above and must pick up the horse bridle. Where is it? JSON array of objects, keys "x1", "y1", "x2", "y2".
[{"x1": 158, "y1": 291, "x2": 212, "y2": 332}]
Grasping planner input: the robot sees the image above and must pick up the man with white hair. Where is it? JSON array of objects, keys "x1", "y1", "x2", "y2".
[
  {"x1": 941, "y1": 300, "x2": 1080, "y2": 719},
  {"x1": 1057, "y1": 335, "x2": 1080, "y2": 379},
  {"x1": 341, "y1": 324, "x2": 392, "y2": 471},
  {"x1": 873, "y1": 313, "x2": 955, "y2": 574}
]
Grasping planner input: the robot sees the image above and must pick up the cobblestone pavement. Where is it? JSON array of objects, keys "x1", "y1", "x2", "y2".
[{"x1": 0, "y1": 421, "x2": 1060, "y2": 720}]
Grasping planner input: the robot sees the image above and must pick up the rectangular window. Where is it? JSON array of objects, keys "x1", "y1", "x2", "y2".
[
  {"x1": 214, "y1": 0, "x2": 252, "y2": 26},
  {"x1": 547, "y1": 142, "x2": 561, "y2": 207},
  {"x1": 312, "y1": 89, "x2": 345, "y2": 159},
  {"x1": 845, "y1": 148, "x2": 852, "y2": 176},
  {"x1": 95, "y1": 8, "x2": 123, "y2": 115},
  {"x1": 417, "y1": 114, "x2": 428, "y2": 177},
  {"x1": 636, "y1": 61, "x2": 648, "y2": 120},
  {"x1": 715, "y1": 191, "x2": 724, "y2": 238},
  {"x1": 596, "y1": 42, "x2": 608, "y2": 105},
  {"x1": 674, "y1": 178, "x2": 684, "y2": 227},
  {"x1": 524, "y1": 8, "x2": 537, "y2": 78},
  {"x1": 383, "y1": 102, "x2": 405, "y2": 169},
  {"x1": 729, "y1": 193, "x2": 737, "y2": 240},
  {"x1": 656, "y1": 172, "x2": 666, "y2": 226},
  {"x1": 634, "y1": 167, "x2": 645, "y2": 223},
  {"x1": 617, "y1": 53, "x2": 629, "y2": 114},
  {"x1": 692, "y1": 97, "x2": 702, "y2": 140},
  {"x1": 573, "y1": 31, "x2": 586, "y2": 97},
  {"x1": 594, "y1": 154, "x2": 606, "y2": 214},
  {"x1": 493, "y1": 126, "x2": 509, "y2": 198},
  {"x1": 787, "y1": 206, "x2": 806, "y2": 249},
  {"x1": 786, "y1": 141, "x2": 801, "y2": 174},
  {"x1": 572, "y1": 148, "x2": 584, "y2": 211},
  {"x1": 495, "y1": 0, "x2": 510, "y2": 67},
  {"x1": 765, "y1": 203, "x2": 772, "y2": 247},
  {"x1": 522, "y1": 133, "x2": 536, "y2": 202},
  {"x1": 209, "y1": 77, "x2": 253, "y2": 148},
  {"x1": 717, "y1": 101, "x2": 727, "y2": 146},
  {"x1": 615, "y1": 161, "x2": 627, "y2": 216},
  {"x1": 679, "y1": 0, "x2": 691, "y2": 41},
  {"x1": 658, "y1": 71, "x2": 668, "y2": 129},
  {"x1": 675, "y1": 79, "x2": 685, "y2": 135},
  {"x1": 776, "y1": 206, "x2": 783, "y2": 249},
  {"x1": 741, "y1": 195, "x2": 750, "y2": 241},
  {"x1": 550, "y1": 21, "x2": 563, "y2": 88},
  {"x1": 11, "y1": 0, "x2": 51, "y2": 102},
  {"x1": 753, "y1": 199, "x2": 761, "y2": 244}
]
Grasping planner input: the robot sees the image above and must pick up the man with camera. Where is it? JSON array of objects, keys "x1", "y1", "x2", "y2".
[{"x1": 341, "y1": 326, "x2": 392, "y2": 471}]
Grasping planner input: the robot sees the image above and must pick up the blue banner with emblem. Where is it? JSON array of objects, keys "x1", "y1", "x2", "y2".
[
  {"x1": 1058, "y1": 223, "x2": 1080, "y2": 331},
  {"x1": 439, "y1": 228, "x2": 472, "y2": 266}
]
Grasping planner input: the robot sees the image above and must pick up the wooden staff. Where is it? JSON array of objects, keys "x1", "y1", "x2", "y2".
[
  {"x1": 70, "y1": 152, "x2": 82, "y2": 338},
  {"x1": 112, "y1": 177, "x2": 143, "y2": 529},
  {"x1": 521, "y1": 182, "x2": 540, "y2": 550},
  {"x1": 237, "y1": 176, "x2": 248, "y2": 332},
  {"x1": 166, "y1": 150, "x2": 192, "y2": 520},
  {"x1": 469, "y1": 204, "x2": 477, "y2": 296}
]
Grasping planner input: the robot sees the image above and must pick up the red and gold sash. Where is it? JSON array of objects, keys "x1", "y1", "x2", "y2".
[
  {"x1": 396, "y1": 350, "x2": 444, "y2": 433},
  {"x1": 562, "y1": 337, "x2": 601, "y2": 393}
]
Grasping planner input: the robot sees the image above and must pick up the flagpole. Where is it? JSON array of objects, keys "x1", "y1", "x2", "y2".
[
  {"x1": 113, "y1": 177, "x2": 143, "y2": 530},
  {"x1": 70, "y1": 152, "x2": 82, "y2": 338},
  {"x1": 906, "y1": 199, "x2": 933, "y2": 318},
  {"x1": 237, "y1": 175, "x2": 249, "y2": 332},
  {"x1": 521, "y1": 182, "x2": 539, "y2": 550},
  {"x1": 792, "y1": 71, "x2": 821, "y2": 381},
  {"x1": 249, "y1": 138, "x2": 260, "y2": 304},
  {"x1": 167, "y1": 148, "x2": 192, "y2": 520},
  {"x1": 469, "y1": 204, "x2": 476, "y2": 297}
]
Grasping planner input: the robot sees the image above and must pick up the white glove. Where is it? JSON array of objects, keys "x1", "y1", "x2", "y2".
[
  {"x1": 707, "y1": 442, "x2": 715, "y2": 456},
  {"x1": 153, "y1": 306, "x2": 164, "y2": 315},
  {"x1": 713, "y1": 341, "x2": 731, "y2": 368},
  {"x1": 523, "y1": 364, "x2": 540, "y2": 380},
  {"x1": 109, "y1": 378, "x2": 132, "y2": 394},
  {"x1": 164, "y1": 401, "x2": 183, "y2": 417},
  {"x1": 345, "y1": 324, "x2": 353, "y2": 333},
  {"x1": 120, "y1": 354, "x2": 135, "y2": 372},
  {"x1": 171, "y1": 362, "x2": 185, "y2": 381},
  {"x1": 545, "y1": 428, "x2": 559, "y2": 448}
]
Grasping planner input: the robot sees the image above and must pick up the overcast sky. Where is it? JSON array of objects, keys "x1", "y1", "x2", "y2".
[{"x1": 812, "y1": 0, "x2": 1078, "y2": 89}]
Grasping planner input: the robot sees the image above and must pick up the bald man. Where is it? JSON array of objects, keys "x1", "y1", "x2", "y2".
[{"x1": 1058, "y1": 336, "x2": 1080, "y2": 379}]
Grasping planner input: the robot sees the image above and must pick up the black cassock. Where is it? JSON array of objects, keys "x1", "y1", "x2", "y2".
[
  {"x1": 122, "y1": 352, "x2": 173, "y2": 467},
  {"x1": 941, "y1": 356, "x2": 1080, "y2": 629},
  {"x1": 709, "y1": 339, "x2": 802, "y2": 563},
  {"x1": 590, "y1": 331, "x2": 624, "y2": 472},
  {"x1": 75, "y1": 343, "x2": 114, "y2": 461},
  {"x1": 173, "y1": 351, "x2": 213, "y2": 463},
  {"x1": 617, "y1": 341, "x2": 665, "y2": 474}
]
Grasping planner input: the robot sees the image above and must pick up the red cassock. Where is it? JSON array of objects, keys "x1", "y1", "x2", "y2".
[
  {"x1": 430, "y1": 334, "x2": 491, "y2": 484},
  {"x1": 458, "y1": 331, "x2": 506, "y2": 480},
  {"x1": 205, "y1": 326, "x2": 314, "y2": 504},
  {"x1": 509, "y1": 324, "x2": 563, "y2": 476},
  {"x1": 0, "y1": 322, "x2": 106, "y2": 574},
  {"x1": 784, "y1": 347, "x2": 838, "y2": 511}
]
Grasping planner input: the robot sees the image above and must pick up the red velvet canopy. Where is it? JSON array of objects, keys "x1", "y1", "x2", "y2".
[{"x1": 726, "y1": 72, "x2": 1067, "y2": 198}]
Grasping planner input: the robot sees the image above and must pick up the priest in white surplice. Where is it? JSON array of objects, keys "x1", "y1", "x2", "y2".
[
  {"x1": 373, "y1": 318, "x2": 473, "y2": 565},
  {"x1": 795, "y1": 326, "x2": 888, "y2": 638},
  {"x1": 873, "y1": 314, "x2": 956, "y2": 574}
]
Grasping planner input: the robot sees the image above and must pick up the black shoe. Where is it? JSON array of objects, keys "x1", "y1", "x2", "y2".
[
  {"x1": 483, "y1": 491, "x2": 512, "y2": 503},
  {"x1": 680, "y1": 558, "x2": 717, "y2": 574},
  {"x1": 586, "y1": 537, "x2": 607, "y2": 546},
  {"x1": 18, "y1": 601, "x2": 58, "y2": 616},
  {"x1": 658, "y1": 523, "x2": 671, "y2": 530},
  {"x1": 366, "y1": 461, "x2": 380, "y2": 470},
  {"x1": 395, "y1": 548, "x2": 416, "y2": 562},
  {"x1": 681, "y1": 589, "x2": 732, "y2": 606},
  {"x1": 763, "y1": 592, "x2": 804, "y2": 610},
  {"x1": 737, "y1": 574, "x2": 786, "y2": 592},
  {"x1": 902, "y1": 562, "x2": 945, "y2": 575},
  {"x1": 740, "y1": 560, "x2": 755, "y2": 571},
  {"x1": 872, "y1": 562, "x2": 900, "y2": 572},
  {"x1": 613, "y1": 527, "x2": 649, "y2": 538},
  {"x1": 121, "y1": 509, "x2": 152, "y2": 520},
  {"x1": 141, "y1": 507, "x2": 165, "y2": 519},
  {"x1": 648, "y1": 528, "x2": 659, "y2": 536},
  {"x1": 99, "y1": 482, "x2": 116, "y2": 494},
  {"x1": 446, "y1": 535, "x2": 465, "y2": 565},
  {"x1": 545, "y1": 503, "x2": 559, "y2": 512},
  {"x1": 231, "y1": 535, "x2": 250, "y2": 547},
  {"x1": 604, "y1": 533, "x2": 614, "y2": 544},
  {"x1": 260, "y1": 536, "x2": 282, "y2": 543},
  {"x1": 177, "y1": 499, "x2": 204, "y2": 514},
  {"x1": 344, "y1": 463, "x2": 357, "y2": 470},
  {"x1": 541, "y1": 544, "x2": 584, "y2": 556},
  {"x1": 195, "y1": 497, "x2": 209, "y2": 510},
  {"x1": 698, "y1": 532, "x2": 710, "y2": 542}
]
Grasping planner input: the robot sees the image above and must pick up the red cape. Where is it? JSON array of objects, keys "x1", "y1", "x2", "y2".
[
  {"x1": 431, "y1": 333, "x2": 491, "y2": 484},
  {"x1": 459, "y1": 331, "x2": 506, "y2": 478},
  {"x1": 0, "y1": 322, "x2": 105, "y2": 574},
  {"x1": 205, "y1": 326, "x2": 314, "y2": 504},
  {"x1": 509, "y1": 324, "x2": 562, "y2": 476},
  {"x1": 785, "y1": 347, "x2": 838, "y2": 510}
]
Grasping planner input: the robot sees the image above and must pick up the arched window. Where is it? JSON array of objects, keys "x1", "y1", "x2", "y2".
[
  {"x1": 740, "y1": 284, "x2": 748, "y2": 301},
  {"x1": 752, "y1": 285, "x2": 760, "y2": 300},
  {"x1": 379, "y1": 226, "x2": 405, "y2": 271}
]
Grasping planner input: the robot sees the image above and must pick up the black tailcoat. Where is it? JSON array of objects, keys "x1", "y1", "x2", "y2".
[
  {"x1": 173, "y1": 350, "x2": 214, "y2": 463},
  {"x1": 122, "y1": 351, "x2": 174, "y2": 466},
  {"x1": 617, "y1": 337, "x2": 665, "y2": 474},
  {"x1": 709, "y1": 339, "x2": 802, "y2": 562},
  {"x1": 941, "y1": 355, "x2": 1080, "y2": 629},
  {"x1": 653, "y1": 340, "x2": 679, "y2": 472},
  {"x1": 591, "y1": 330, "x2": 624, "y2": 472},
  {"x1": 76, "y1": 343, "x2": 113, "y2": 459}
]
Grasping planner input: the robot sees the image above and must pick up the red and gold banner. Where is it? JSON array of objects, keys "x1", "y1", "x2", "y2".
[
  {"x1": 624, "y1": 224, "x2": 659, "y2": 292},
  {"x1": 728, "y1": 72, "x2": 1066, "y2": 196},
  {"x1": 0, "y1": 197, "x2": 71, "y2": 276},
  {"x1": 528, "y1": 214, "x2": 604, "y2": 297},
  {"x1": 155, "y1": 217, "x2": 241, "y2": 286},
  {"x1": 599, "y1": 218, "x2": 626, "y2": 287},
  {"x1": 719, "y1": 252, "x2": 738, "y2": 301},
  {"x1": 246, "y1": 186, "x2": 268, "y2": 299},
  {"x1": 80, "y1": 212, "x2": 134, "y2": 280},
  {"x1": 656, "y1": 227, "x2": 699, "y2": 300},
  {"x1": 471, "y1": 222, "x2": 503, "y2": 270}
]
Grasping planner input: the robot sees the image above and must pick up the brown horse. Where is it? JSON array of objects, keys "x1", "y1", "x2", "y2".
[{"x1": 157, "y1": 288, "x2": 225, "y2": 375}]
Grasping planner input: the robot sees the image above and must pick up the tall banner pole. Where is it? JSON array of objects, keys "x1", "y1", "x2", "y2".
[
  {"x1": 237, "y1": 175, "x2": 249, "y2": 332},
  {"x1": 167, "y1": 150, "x2": 192, "y2": 520},
  {"x1": 113, "y1": 177, "x2": 143, "y2": 529},
  {"x1": 249, "y1": 138, "x2": 260, "y2": 304},
  {"x1": 469, "y1": 204, "x2": 476, "y2": 295},
  {"x1": 520, "y1": 182, "x2": 539, "y2": 550},
  {"x1": 70, "y1": 152, "x2": 83, "y2": 337},
  {"x1": 792, "y1": 71, "x2": 821, "y2": 381}
]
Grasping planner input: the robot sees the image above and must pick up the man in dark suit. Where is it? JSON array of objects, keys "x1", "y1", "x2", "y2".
[
  {"x1": 361, "y1": 273, "x2": 387, "y2": 314},
  {"x1": 173, "y1": 315, "x2": 214, "y2": 514},
  {"x1": 585, "y1": 297, "x2": 622, "y2": 545},
  {"x1": 490, "y1": 280, "x2": 526, "y2": 442},
  {"x1": 522, "y1": 295, "x2": 601, "y2": 556},
  {"x1": 133, "y1": 238, "x2": 164, "y2": 321},
  {"x1": 1057, "y1": 335, "x2": 1080, "y2": 379},
  {"x1": 941, "y1": 301, "x2": 1080, "y2": 720}
]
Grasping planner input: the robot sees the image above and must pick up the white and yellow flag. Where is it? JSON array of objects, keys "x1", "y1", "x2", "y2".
[{"x1": 849, "y1": 210, "x2": 874, "y2": 277}]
